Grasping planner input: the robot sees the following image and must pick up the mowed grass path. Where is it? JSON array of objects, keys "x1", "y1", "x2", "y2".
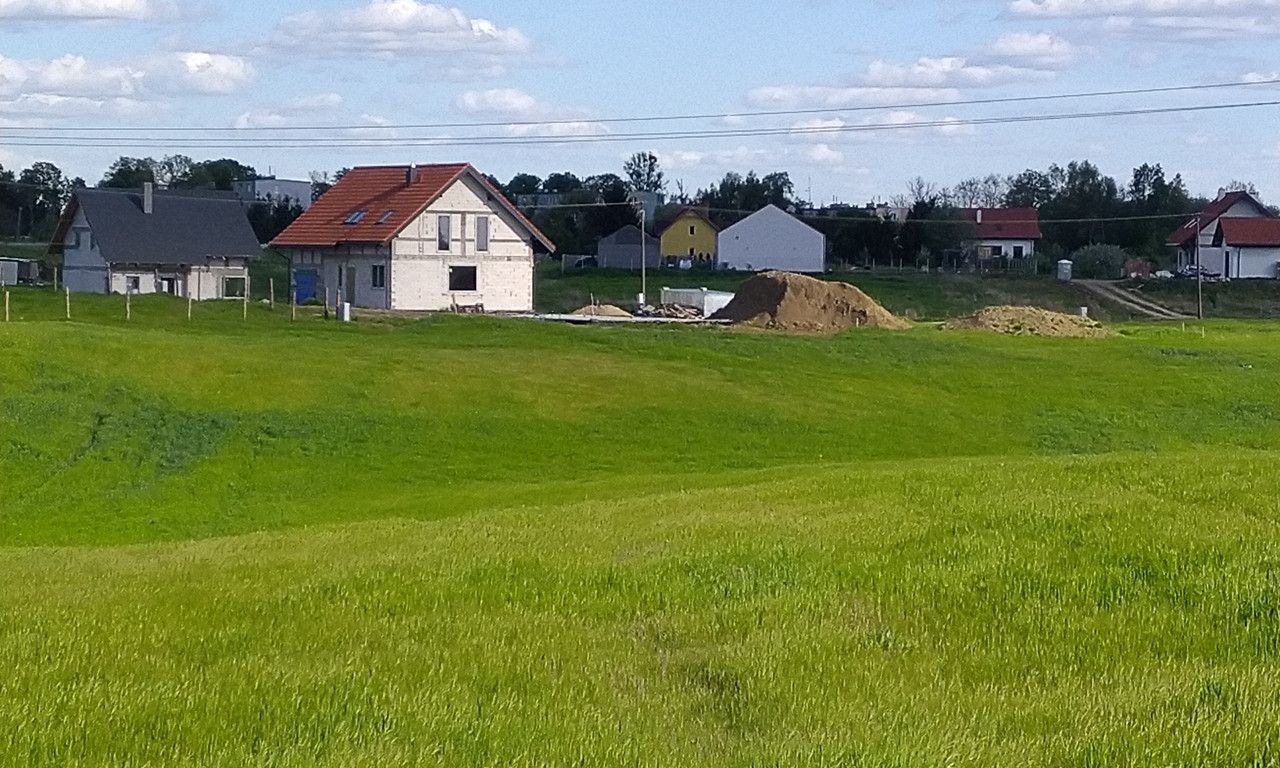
[{"x1": 3, "y1": 291, "x2": 1280, "y2": 765}]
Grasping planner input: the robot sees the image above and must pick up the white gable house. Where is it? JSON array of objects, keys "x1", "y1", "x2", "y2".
[
  {"x1": 717, "y1": 205, "x2": 826, "y2": 273},
  {"x1": 273, "y1": 164, "x2": 555, "y2": 313}
]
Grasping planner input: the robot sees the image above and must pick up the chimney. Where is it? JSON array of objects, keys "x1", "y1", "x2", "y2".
[
  {"x1": 143, "y1": 182, "x2": 154, "y2": 215},
  {"x1": 407, "y1": 163, "x2": 418, "y2": 185}
]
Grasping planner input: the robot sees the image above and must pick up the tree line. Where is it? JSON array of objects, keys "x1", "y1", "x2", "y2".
[{"x1": 2, "y1": 151, "x2": 1269, "y2": 272}]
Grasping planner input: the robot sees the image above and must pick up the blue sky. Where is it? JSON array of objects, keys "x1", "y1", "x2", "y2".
[{"x1": 1, "y1": 0, "x2": 1278, "y2": 202}]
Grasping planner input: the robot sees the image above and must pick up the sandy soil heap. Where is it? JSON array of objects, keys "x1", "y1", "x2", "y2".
[
  {"x1": 942, "y1": 306, "x2": 1108, "y2": 338},
  {"x1": 572, "y1": 304, "x2": 633, "y2": 318},
  {"x1": 711, "y1": 271, "x2": 910, "y2": 334}
]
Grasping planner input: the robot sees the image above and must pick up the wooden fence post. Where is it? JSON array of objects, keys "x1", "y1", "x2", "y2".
[
  {"x1": 4, "y1": 290, "x2": 9, "y2": 322},
  {"x1": 291, "y1": 290, "x2": 297, "y2": 322},
  {"x1": 65, "y1": 287, "x2": 70, "y2": 320},
  {"x1": 269, "y1": 278, "x2": 275, "y2": 310},
  {"x1": 53, "y1": 267, "x2": 59, "y2": 292},
  {"x1": 125, "y1": 291, "x2": 131, "y2": 322},
  {"x1": 187, "y1": 293, "x2": 193, "y2": 322}
]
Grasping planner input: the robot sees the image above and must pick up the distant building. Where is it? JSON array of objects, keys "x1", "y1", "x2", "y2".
[
  {"x1": 870, "y1": 205, "x2": 910, "y2": 222},
  {"x1": 659, "y1": 208, "x2": 718, "y2": 266},
  {"x1": 957, "y1": 208, "x2": 1042, "y2": 260},
  {"x1": 49, "y1": 184, "x2": 260, "y2": 298},
  {"x1": 272, "y1": 163, "x2": 555, "y2": 312},
  {"x1": 233, "y1": 177, "x2": 314, "y2": 210},
  {"x1": 1212, "y1": 218, "x2": 1280, "y2": 278},
  {"x1": 0, "y1": 257, "x2": 39, "y2": 285},
  {"x1": 1168, "y1": 191, "x2": 1273, "y2": 273},
  {"x1": 717, "y1": 205, "x2": 826, "y2": 273},
  {"x1": 596, "y1": 225, "x2": 661, "y2": 270}
]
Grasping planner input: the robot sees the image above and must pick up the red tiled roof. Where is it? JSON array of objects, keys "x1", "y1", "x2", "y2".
[
  {"x1": 957, "y1": 208, "x2": 1042, "y2": 240},
  {"x1": 1166, "y1": 191, "x2": 1269, "y2": 247},
  {"x1": 1215, "y1": 217, "x2": 1280, "y2": 248},
  {"x1": 271, "y1": 164, "x2": 554, "y2": 251}
]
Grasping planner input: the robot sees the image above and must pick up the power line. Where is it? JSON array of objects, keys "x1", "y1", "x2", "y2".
[
  {"x1": 3, "y1": 77, "x2": 1277, "y2": 134},
  {"x1": 3, "y1": 99, "x2": 1278, "y2": 150}
]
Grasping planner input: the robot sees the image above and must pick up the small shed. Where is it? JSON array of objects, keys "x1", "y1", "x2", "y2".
[
  {"x1": 0, "y1": 257, "x2": 39, "y2": 285},
  {"x1": 597, "y1": 225, "x2": 661, "y2": 270}
]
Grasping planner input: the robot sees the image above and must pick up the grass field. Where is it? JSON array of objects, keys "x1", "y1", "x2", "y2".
[{"x1": 3, "y1": 287, "x2": 1280, "y2": 766}]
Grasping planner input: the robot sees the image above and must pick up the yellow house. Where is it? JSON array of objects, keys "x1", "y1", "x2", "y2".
[{"x1": 659, "y1": 208, "x2": 718, "y2": 264}]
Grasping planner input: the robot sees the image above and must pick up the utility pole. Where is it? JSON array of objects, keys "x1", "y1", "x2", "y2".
[
  {"x1": 1195, "y1": 214, "x2": 1204, "y2": 321},
  {"x1": 639, "y1": 207, "x2": 648, "y2": 308}
]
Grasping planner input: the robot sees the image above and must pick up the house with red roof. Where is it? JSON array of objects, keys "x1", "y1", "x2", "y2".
[
  {"x1": 1166, "y1": 191, "x2": 1272, "y2": 275},
  {"x1": 272, "y1": 164, "x2": 554, "y2": 312},
  {"x1": 957, "y1": 208, "x2": 1042, "y2": 261},
  {"x1": 1212, "y1": 218, "x2": 1280, "y2": 279}
]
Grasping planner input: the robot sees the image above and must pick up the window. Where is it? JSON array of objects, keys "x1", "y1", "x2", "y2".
[
  {"x1": 689, "y1": 225, "x2": 697, "y2": 236},
  {"x1": 125, "y1": 276, "x2": 140, "y2": 293},
  {"x1": 344, "y1": 210, "x2": 367, "y2": 225},
  {"x1": 990, "y1": 245, "x2": 1004, "y2": 258},
  {"x1": 476, "y1": 216, "x2": 490, "y2": 252},
  {"x1": 1013, "y1": 245, "x2": 1025, "y2": 259},
  {"x1": 69, "y1": 230, "x2": 81, "y2": 249},
  {"x1": 377, "y1": 210, "x2": 395, "y2": 224},
  {"x1": 449, "y1": 266, "x2": 477, "y2": 292},
  {"x1": 438, "y1": 215, "x2": 452, "y2": 251},
  {"x1": 371, "y1": 264, "x2": 386, "y2": 289},
  {"x1": 223, "y1": 277, "x2": 246, "y2": 298}
]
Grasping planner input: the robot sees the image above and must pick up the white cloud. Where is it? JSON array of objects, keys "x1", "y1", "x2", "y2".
[
  {"x1": 1244, "y1": 70, "x2": 1280, "y2": 83},
  {"x1": 748, "y1": 85, "x2": 961, "y2": 108},
  {"x1": 865, "y1": 56, "x2": 1054, "y2": 88},
  {"x1": 989, "y1": 32, "x2": 1079, "y2": 66},
  {"x1": 806, "y1": 143, "x2": 845, "y2": 165},
  {"x1": 454, "y1": 87, "x2": 607, "y2": 137},
  {"x1": 0, "y1": 92, "x2": 150, "y2": 118},
  {"x1": 271, "y1": 0, "x2": 532, "y2": 75},
  {"x1": 0, "y1": 0, "x2": 169, "y2": 20},
  {"x1": 234, "y1": 110, "x2": 288, "y2": 129},
  {"x1": 1011, "y1": 0, "x2": 1280, "y2": 40},
  {"x1": 0, "y1": 54, "x2": 142, "y2": 97},
  {"x1": 287, "y1": 92, "x2": 344, "y2": 110},
  {"x1": 168, "y1": 52, "x2": 254, "y2": 94}
]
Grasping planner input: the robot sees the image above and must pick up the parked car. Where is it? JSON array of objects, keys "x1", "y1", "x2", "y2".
[{"x1": 1176, "y1": 264, "x2": 1221, "y2": 279}]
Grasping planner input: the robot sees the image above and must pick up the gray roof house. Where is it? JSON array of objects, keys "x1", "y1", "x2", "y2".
[
  {"x1": 49, "y1": 184, "x2": 261, "y2": 299},
  {"x1": 596, "y1": 225, "x2": 661, "y2": 270}
]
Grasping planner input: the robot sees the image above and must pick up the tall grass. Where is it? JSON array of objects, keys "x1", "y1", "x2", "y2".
[{"x1": 2, "y1": 293, "x2": 1280, "y2": 765}]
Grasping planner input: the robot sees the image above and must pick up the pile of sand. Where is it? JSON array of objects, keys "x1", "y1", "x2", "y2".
[
  {"x1": 711, "y1": 271, "x2": 910, "y2": 334},
  {"x1": 942, "y1": 306, "x2": 1108, "y2": 338},
  {"x1": 572, "y1": 304, "x2": 633, "y2": 318}
]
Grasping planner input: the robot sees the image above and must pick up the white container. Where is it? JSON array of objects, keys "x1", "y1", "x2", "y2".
[
  {"x1": 1057, "y1": 260, "x2": 1074, "y2": 282},
  {"x1": 338, "y1": 302, "x2": 353, "y2": 322}
]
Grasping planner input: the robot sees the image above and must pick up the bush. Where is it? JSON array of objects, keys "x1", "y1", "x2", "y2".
[{"x1": 1069, "y1": 244, "x2": 1130, "y2": 279}]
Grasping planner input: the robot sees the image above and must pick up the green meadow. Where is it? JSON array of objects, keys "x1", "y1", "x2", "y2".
[{"x1": 3, "y1": 288, "x2": 1280, "y2": 766}]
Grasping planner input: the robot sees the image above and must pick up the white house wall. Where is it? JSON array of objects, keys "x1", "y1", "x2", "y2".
[
  {"x1": 718, "y1": 207, "x2": 826, "y2": 273},
  {"x1": 61, "y1": 207, "x2": 110, "y2": 294},
  {"x1": 1224, "y1": 247, "x2": 1280, "y2": 279},
  {"x1": 977, "y1": 238, "x2": 1036, "y2": 258},
  {"x1": 389, "y1": 174, "x2": 534, "y2": 312}
]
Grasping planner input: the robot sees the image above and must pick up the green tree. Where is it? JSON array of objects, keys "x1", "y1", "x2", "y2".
[
  {"x1": 506, "y1": 173, "x2": 542, "y2": 196},
  {"x1": 542, "y1": 172, "x2": 583, "y2": 195},
  {"x1": 623, "y1": 152, "x2": 666, "y2": 193},
  {"x1": 100, "y1": 157, "x2": 157, "y2": 188}
]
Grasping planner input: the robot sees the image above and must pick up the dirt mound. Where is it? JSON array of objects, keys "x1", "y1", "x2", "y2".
[
  {"x1": 711, "y1": 271, "x2": 909, "y2": 334},
  {"x1": 572, "y1": 304, "x2": 632, "y2": 318},
  {"x1": 942, "y1": 306, "x2": 1108, "y2": 338}
]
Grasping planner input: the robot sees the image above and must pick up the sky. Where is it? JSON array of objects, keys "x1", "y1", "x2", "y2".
[{"x1": 1, "y1": 0, "x2": 1278, "y2": 203}]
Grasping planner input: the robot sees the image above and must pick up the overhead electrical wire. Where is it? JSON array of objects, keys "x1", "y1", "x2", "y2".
[
  {"x1": 3, "y1": 99, "x2": 1279, "y2": 150},
  {"x1": 2, "y1": 77, "x2": 1278, "y2": 134}
]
